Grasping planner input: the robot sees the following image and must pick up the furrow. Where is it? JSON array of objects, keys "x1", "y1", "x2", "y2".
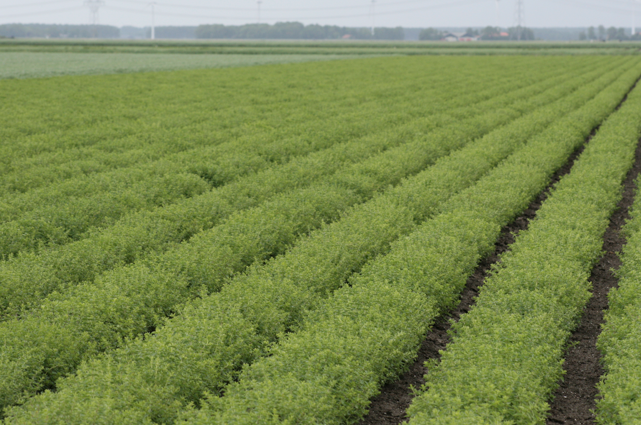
[
  {"x1": 405, "y1": 67, "x2": 641, "y2": 425},
  {"x1": 359, "y1": 140, "x2": 588, "y2": 425}
]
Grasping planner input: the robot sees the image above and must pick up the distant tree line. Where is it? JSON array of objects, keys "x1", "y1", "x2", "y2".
[
  {"x1": 4, "y1": 23, "x2": 637, "y2": 42},
  {"x1": 419, "y1": 26, "x2": 534, "y2": 41},
  {"x1": 506, "y1": 27, "x2": 535, "y2": 41},
  {"x1": 579, "y1": 25, "x2": 640, "y2": 41},
  {"x1": 196, "y1": 22, "x2": 404, "y2": 40},
  {"x1": 149, "y1": 26, "x2": 197, "y2": 39},
  {"x1": 0, "y1": 24, "x2": 119, "y2": 39},
  {"x1": 417, "y1": 28, "x2": 443, "y2": 40}
]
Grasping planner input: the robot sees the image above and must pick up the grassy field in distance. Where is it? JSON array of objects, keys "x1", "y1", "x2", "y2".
[
  {"x1": 0, "y1": 51, "x2": 373, "y2": 79},
  {"x1": 2, "y1": 39, "x2": 640, "y2": 79},
  {"x1": 2, "y1": 38, "x2": 641, "y2": 56}
]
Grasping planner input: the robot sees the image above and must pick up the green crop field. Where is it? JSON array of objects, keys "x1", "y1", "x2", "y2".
[
  {"x1": 2, "y1": 49, "x2": 641, "y2": 424},
  {"x1": 4, "y1": 38, "x2": 641, "y2": 55},
  {"x1": 0, "y1": 52, "x2": 374, "y2": 79}
]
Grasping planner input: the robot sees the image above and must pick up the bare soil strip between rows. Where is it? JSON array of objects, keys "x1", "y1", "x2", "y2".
[
  {"x1": 545, "y1": 138, "x2": 641, "y2": 425},
  {"x1": 359, "y1": 76, "x2": 641, "y2": 425},
  {"x1": 358, "y1": 137, "x2": 591, "y2": 425}
]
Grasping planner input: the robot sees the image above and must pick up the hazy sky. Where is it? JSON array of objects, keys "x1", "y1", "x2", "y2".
[{"x1": 1, "y1": 0, "x2": 641, "y2": 30}]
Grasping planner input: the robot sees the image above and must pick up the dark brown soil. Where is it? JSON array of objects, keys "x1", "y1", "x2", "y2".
[
  {"x1": 358, "y1": 141, "x2": 590, "y2": 425},
  {"x1": 545, "y1": 140, "x2": 641, "y2": 425}
]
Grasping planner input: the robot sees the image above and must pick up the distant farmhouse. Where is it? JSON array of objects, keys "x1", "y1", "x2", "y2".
[
  {"x1": 440, "y1": 31, "x2": 479, "y2": 41},
  {"x1": 420, "y1": 28, "x2": 510, "y2": 42},
  {"x1": 440, "y1": 32, "x2": 460, "y2": 42}
]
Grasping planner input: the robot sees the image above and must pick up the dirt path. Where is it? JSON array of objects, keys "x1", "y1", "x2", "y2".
[
  {"x1": 358, "y1": 138, "x2": 590, "y2": 425},
  {"x1": 545, "y1": 140, "x2": 641, "y2": 425}
]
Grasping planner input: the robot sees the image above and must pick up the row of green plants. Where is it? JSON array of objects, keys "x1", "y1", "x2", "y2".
[
  {"x1": 0, "y1": 64, "x2": 592, "y2": 416},
  {"x1": 0, "y1": 93, "x2": 410, "y2": 204},
  {"x1": 0, "y1": 56, "x2": 525, "y2": 193},
  {"x1": 1, "y1": 57, "x2": 415, "y2": 156},
  {"x1": 0, "y1": 59, "x2": 430, "y2": 194},
  {"x1": 0, "y1": 57, "x2": 595, "y2": 320},
  {"x1": 0, "y1": 97, "x2": 431, "y2": 258},
  {"x1": 0, "y1": 76, "x2": 434, "y2": 209},
  {"x1": 2, "y1": 61, "x2": 635, "y2": 423},
  {"x1": 595, "y1": 155, "x2": 641, "y2": 420},
  {"x1": 0, "y1": 63, "x2": 597, "y2": 416},
  {"x1": 3, "y1": 56, "x2": 529, "y2": 199},
  {"x1": 0, "y1": 172, "x2": 210, "y2": 258},
  {"x1": 0, "y1": 57, "x2": 417, "y2": 190},
  {"x1": 0, "y1": 60, "x2": 553, "y2": 259},
  {"x1": 405, "y1": 70, "x2": 641, "y2": 424},
  {"x1": 171, "y1": 61, "x2": 641, "y2": 425}
]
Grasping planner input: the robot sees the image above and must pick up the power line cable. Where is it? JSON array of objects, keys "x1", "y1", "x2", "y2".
[
  {"x1": 0, "y1": 6, "x2": 84, "y2": 18},
  {"x1": 1, "y1": 0, "x2": 639, "y2": 17},
  {"x1": 0, "y1": 0, "x2": 76, "y2": 9},
  {"x1": 107, "y1": 0, "x2": 474, "y2": 13},
  {"x1": 555, "y1": 0, "x2": 641, "y2": 13},
  {"x1": 105, "y1": 0, "x2": 487, "y2": 22}
]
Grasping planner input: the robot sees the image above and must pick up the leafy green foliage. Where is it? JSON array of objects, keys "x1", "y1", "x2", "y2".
[
  {"x1": 0, "y1": 56, "x2": 466, "y2": 193},
  {"x1": 596, "y1": 111, "x2": 641, "y2": 423},
  {"x1": 408, "y1": 69, "x2": 641, "y2": 425},
  {"x1": 0, "y1": 57, "x2": 534, "y2": 308},
  {"x1": 0, "y1": 63, "x2": 571, "y2": 418},
  {"x1": 179, "y1": 62, "x2": 641, "y2": 425},
  {"x1": 3, "y1": 58, "x2": 636, "y2": 424},
  {"x1": 0, "y1": 57, "x2": 579, "y2": 318}
]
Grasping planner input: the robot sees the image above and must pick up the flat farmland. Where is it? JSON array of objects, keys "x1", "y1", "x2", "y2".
[
  {"x1": 2, "y1": 52, "x2": 641, "y2": 425},
  {"x1": 0, "y1": 52, "x2": 374, "y2": 79}
]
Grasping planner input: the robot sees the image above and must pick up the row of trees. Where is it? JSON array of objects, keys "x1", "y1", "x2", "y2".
[
  {"x1": 578, "y1": 26, "x2": 640, "y2": 41},
  {"x1": 1, "y1": 23, "x2": 636, "y2": 42},
  {"x1": 196, "y1": 22, "x2": 404, "y2": 40},
  {"x1": 0, "y1": 24, "x2": 119, "y2": 39},
  {"x1": 0, "y1": 22, "x2": 404, "y2": 40},
  {"x1": 419, "y1": 26, "x2": 534, "y2": 41}
]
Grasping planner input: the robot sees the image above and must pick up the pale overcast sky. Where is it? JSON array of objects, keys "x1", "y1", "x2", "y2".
[{"x1": 0, "y1": 0, "x2": 640, "y2": 29}]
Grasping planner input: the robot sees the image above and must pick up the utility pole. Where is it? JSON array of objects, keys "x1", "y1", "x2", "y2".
[
  {"x1": 495, "y1": 0, "x2": 500, "y2": 29},
  {"x1": 257, "y1": 0, "x2": 262, "y2": 24},
  {"x1": 84, "y1": 0, "x2": 104, "y2": 38},
  {"x1": 150, "y1": 1, "x2": 156, "y2": 40},
  {"x1": 631, "y1": 0, "x2": 639, "y2": 37},
  {"x1": 514, "y1": 0, "x2": 524, "y2": 41},
  {"x1": 370, "y1": 0, "x2": 376, "y2": 37}
]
